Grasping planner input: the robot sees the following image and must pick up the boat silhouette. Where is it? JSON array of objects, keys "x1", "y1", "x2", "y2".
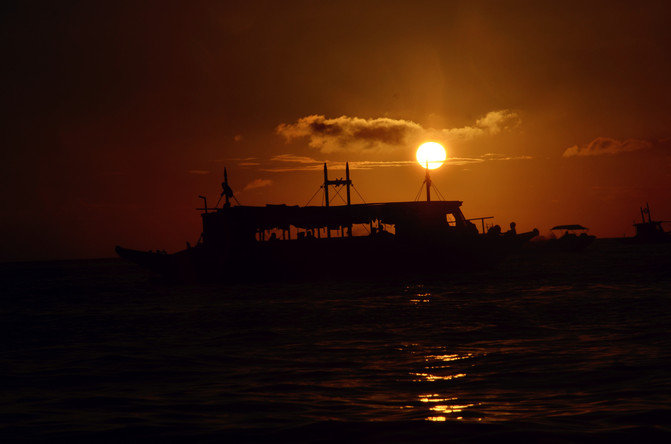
[
  {"x1": 116, "y1": 163, "x2": 538, "y2": 281},
  {"x1": 626, "y1": 203, "x2": 671, "y2": 243},
  {"x1": 530, "y1": 224, "x2": 596, "y2": 252}
]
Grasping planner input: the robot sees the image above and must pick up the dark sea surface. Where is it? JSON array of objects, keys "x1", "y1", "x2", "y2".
[{"x1": 2, "y1": 240, "x2": 671, "y2": 442}]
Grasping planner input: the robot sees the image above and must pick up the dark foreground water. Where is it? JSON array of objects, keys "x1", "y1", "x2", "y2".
[{"x1": 2, "y1": 240, "x2": 671, "y2": 442}]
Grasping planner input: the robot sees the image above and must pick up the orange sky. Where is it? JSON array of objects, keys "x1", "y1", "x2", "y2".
[{"x1": 3, "y1": 1, "x2": 671, "y2": 261}]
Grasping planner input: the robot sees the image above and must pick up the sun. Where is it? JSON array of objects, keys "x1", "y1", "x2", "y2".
[{"x1": 416, "y1": 142, "x2": 446, "y2": 169}]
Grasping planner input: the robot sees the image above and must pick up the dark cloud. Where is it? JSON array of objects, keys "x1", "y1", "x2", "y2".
[{"x1": 276, "y1": 111, "x2": 520, "y2": 153}]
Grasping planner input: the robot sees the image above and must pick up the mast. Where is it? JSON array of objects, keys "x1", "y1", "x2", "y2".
[
  {"x1": 221, "y1": 167, "x2": 237, "y2": 207},
  {"x1": 322, "y1": 162, "x2": 354, "y2": 237},
  {"x1": 323, "y1": 162, "x2": 353, "y2": 206},
  {"x1": 323, "y1": 163, "x2": 330, "y2": 207},
  {"x1": 647, "y1": 202, "x2": 652, "y2": 223},
  {"x1": 641, "y1": 203, "x2": 652, "y2": 223},
  {"x1": 345, "y1": 162, "x2": 351, "y2": 205},
  {"x1": 224, "y1": 168, "x2": 230, "y2": 207},
  {"x1": 324, "y1": 163, "x2": 330, "y2": 237},
  {"x1": 425, "y1": 162, "x2": 431, "y2": 202},
  {"x1": 345, "y1": 162, "x2": 351, "y2": 236}
]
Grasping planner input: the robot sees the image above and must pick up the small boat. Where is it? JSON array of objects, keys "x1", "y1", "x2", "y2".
[
  {"x1": 627, "y1": 203, "x2": 671, "y2": 243},
  {"x1": 116, "y1": 164, "x2": 538, "y2": 281},
  {"x1": 531, "y1": 224, "x2": 595, "y2": 252}
]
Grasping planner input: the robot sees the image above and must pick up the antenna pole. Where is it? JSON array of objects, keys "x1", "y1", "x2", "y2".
[{"x1": 647, "y1": 202, "x2": 652, "y2": 223}]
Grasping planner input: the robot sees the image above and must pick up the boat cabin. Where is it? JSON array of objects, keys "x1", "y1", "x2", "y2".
[{"x1": 201, "y1": 201, "x2": 470, "y2": 248}]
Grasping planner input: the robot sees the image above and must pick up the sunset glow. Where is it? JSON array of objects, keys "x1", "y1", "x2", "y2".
[
  {"x1": 4, "y1": 2, "x2": 671, "y2": 261},
  {"x1": 416, "y1": 142, "x2": 447, "y2": 169}
]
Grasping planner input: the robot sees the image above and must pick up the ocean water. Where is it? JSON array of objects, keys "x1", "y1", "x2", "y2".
[{"x1": 2, "y1": 240, "x2": 671, "y2": 442}]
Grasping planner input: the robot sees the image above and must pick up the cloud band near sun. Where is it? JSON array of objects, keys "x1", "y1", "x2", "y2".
[
  {"x1": 250, "y1": 153, "x2": 531, "y2": 172},
  {"x1": 275, "y1": 111, "x2": 520, "y2": 153},
  {"x1": 563, "y1": 137, "x2": 653, "y2": 157}
]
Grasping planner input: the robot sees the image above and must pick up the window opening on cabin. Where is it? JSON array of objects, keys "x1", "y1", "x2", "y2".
[{"x1": 254, "y1": 221, "x2": 397, "y2": 241}]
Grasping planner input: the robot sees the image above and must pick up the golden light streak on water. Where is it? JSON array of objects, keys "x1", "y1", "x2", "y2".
[
  {"x1": 411, "y1": 372, "x2": 467, "y2": 382},
  {"x1": 425, "y1": 353, "x2": 475, "y2": 362}
]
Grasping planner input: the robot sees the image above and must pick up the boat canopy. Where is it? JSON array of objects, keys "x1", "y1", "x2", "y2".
[
  {"x1": 203, "y1": 201, "x2": 465, "y2": 231},
  {"x1": 551, "y1": 224, "x2": 588, "y2": 231}
]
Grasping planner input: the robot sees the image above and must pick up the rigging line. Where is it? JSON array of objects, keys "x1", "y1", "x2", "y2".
[
  {"x1": 232, "y1": 195, "x2": 242, "y2": 206},
  {"x1": 331, "y1": 184, "x2": 345, "y2": 204},
  {"x1": 352, "y1": 184, "x2": 367, "y2": 204},
  {"x1": 414, "y1": 183, "x2": 424, "y2": 202},
  {"x1": 432, "y1": 183, "x2": 446, "y2": 201},
  {"x1": 431, "y1": 181, "x2": 445, "y2": 198},
  {"x1": 304, "y1": 186, "x2": 323, "y2": 207},
  {"x1": 336, "y1": 185, "x2": 347, "y2": 203},
  {"x1": 215, "y1": 195, "x2": 223, "y2": 209}
]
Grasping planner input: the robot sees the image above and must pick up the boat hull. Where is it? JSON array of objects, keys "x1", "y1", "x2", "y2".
[
  {"x1": 116, "y1": 231, "x2": 536, "y2": 282},
  {"x1": 531, "y1": 234, "x2": 596, "y2": 252}
]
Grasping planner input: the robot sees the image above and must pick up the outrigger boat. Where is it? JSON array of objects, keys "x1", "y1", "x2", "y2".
[
  {"x1": 535, "y1": 224, "x2": 596, "y2": 252},
  {"x1": 116, "y1": 164, "x2": 538, "y2": 281}
]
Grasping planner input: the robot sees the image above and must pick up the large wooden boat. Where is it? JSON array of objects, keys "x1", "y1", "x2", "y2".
[{"x1": 116, "y1": 164, "x2": 538, "y2": 281}]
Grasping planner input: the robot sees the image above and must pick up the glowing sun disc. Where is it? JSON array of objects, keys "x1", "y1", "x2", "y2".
[{"x1": 416, "y1": 142, "x2": 446, "y2": 169}]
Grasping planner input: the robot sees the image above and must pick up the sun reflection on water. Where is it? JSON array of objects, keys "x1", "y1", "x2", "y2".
[
  {"x1": 410, "y1": 292, "x2": 432, "y2": 304},
  {"x1": 425, "y1": 353, "x2": 475, "y2": 362},
  {"x1": 406, "y1": 351, "x2": 483, "y2": 422},
  {"x1": 430, "y1": 403, "x2": 474, "y2": 413},
  {"x1": 420, "y1": 394, "x2": 478, "y2": 422},
  {"x1": 426, "y1": 416, "x2": 447, "y2": 422},
  {"x1": 411, "y1": 372, "x2": 467, "y2": 382},
  {"x1": 419, "y1": 395, "x2": 457, "y2": 403}
]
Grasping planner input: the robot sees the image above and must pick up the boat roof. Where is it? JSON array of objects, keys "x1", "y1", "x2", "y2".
[
  {"x1": 204, "y1": 201, "x2": 464, "y2": 229},
  {"x1": 551, "y1": 224, "x2": 588, "y2": 230}
]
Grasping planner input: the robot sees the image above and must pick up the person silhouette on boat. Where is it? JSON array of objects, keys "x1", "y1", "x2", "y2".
[
  {"x1": 377, "y1": 223, "x2": 393, "y2": 239},
  {"x1": 505, "y1": 222, "x2": 517, "y2": 237}
]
